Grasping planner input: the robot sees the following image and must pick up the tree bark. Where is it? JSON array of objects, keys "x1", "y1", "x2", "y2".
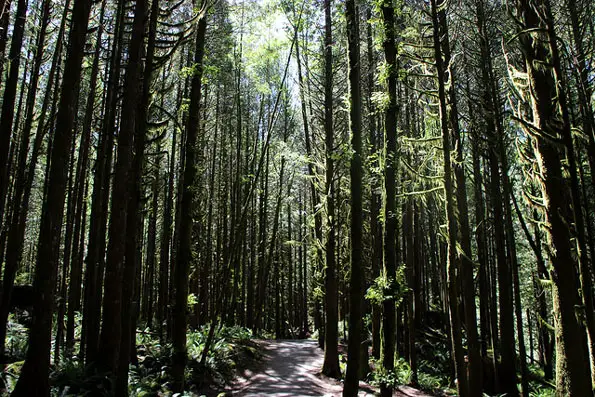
[
  {"x1": 513, "y1": 0, "x2": 593, "y2": 394},
  {"x1": 343, "y1": 0, "x2": 364, "y2": 394},
  {"x1": 171, "y1": 5, "x2": 207, "y2": 391},
  {"x1": 321, "y1": 0, "x2": 340, "y2": 379},
  {"x1": 0, "y1": 0, "x2": 27, "y2": 235},
  {"x1": 437, "y1": 8, "x2": 482, "y2": 394},
  {"x1": 430, "y1": 0, "x2": 467, "y2": 394},
  {"x1": 0, "y1": 0, "x2": 52, "y2": 357},
  {"x1": 98, "y1": 0, "x2": 147, "y2": 381},
  {"x1": 11, "y1": 0, "x2": 92, "y2": 394},
  {"x1": 83, "y1": 0, "x2": 125, "y2": 364},
  {"x1": 380, "y1": 1, "x2": 398, "y2": 395}
]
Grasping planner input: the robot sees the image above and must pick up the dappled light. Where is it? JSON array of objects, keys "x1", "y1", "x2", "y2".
[{"x1": 0, "y1": 0, "x2": 593, "y2": 395}]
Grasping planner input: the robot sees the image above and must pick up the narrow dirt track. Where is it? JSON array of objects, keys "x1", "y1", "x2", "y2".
[{"x1": 229, "y1": 339, "x2": 431, "y2": 397}]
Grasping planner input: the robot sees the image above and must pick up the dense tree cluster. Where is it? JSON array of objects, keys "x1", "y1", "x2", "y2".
[{"x1": 0, "y1": 0, "x2": 594, "y2": 395}]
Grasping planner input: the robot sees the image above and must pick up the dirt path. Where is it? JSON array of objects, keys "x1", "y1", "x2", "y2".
[{"x1": 229, "y1": 339, "x2": 431, "y2": 396}]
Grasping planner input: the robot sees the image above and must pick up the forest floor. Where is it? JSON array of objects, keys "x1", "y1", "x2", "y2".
[{"x1": 227, "y1": 339, "x2": 432, "y2": 396}]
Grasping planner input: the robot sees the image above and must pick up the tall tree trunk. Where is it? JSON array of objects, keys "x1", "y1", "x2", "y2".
[
  {"x1": 143, "y1": 166, "x2": 159, "y2": 327},
  {"x1": 513, "y1": 0, "x2": 593, "y2": 394},
  {"x1": 0, "y1": 0, "x2": 13, "y2": 87},
  {"x1": 294, "y1": 20, "x2": 319, "y2": 343},
  {"x1": 202, "y1": 89, "x2": 218, "y2": 326},
  {"x1": 255, "y1": 150, "x2": 270, "y2": 331},
  {"x1": 116, "y1": 0, "x2": 159, "y2": 391},
  {"x1": 430, "y1": 0, "x2": 467, "y2": 394},
  {"x1": 11, "y1": 0, "x2": 92, "y2": 394},
  {"x1": 270, "y1": 153, "x2": 286, "y2": 337},
  {"x1": 380, "y1": 1, "x2": 398, "y2": 395},
  {"x1": 0, "y1": 0, "x2": 51, "y2": 357},
  {"x1": 171, "y1": 5, "x2": 207, "y2": 392},
  {"x1": 565, "y1": 0, "x2": 595, "y2": 204},
  {"x1": 83, "y1": 0, "x2": 125, "y2": 364},
  {"x1": 543, "y1": 0, "x2": 595, "y2": 386},
  {"x1": 98, "y1": 0, "x2": 147, "y2": 381},
  {"x1": 405, "y1": 199, "x2": 418, "y2": 384},
  {"x1": 437, "y1": 8, "x2": 482, "y2": 395},
  {"x1": 66, "y1": 0, "x2": 105, "y2": 355},
  {"x1": 0, "y1": 0, "x2": 27, "y2": 235},
  {"x1": 524, "y1": 203, "x2": 554, "y2": 380},
  {"x1": 365, "y1": 5, "x2": 382, "y2": 361},
  {"x1": 55, "y1": 132, "x2": 78, "y2": 363},
  {"x1": 322, "y1": 0, "x2": 340, "y2": 379},
  {"x1": 157, "y1": 103, "x2": 178, "y2": 340},
  {"x1": 343, "y1": 0, "x2": 364, "y2": 394}
]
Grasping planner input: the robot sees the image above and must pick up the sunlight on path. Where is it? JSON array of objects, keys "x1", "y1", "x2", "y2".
[{"x1": 229, "y1": 340, "x2": 430, "y2": 397}]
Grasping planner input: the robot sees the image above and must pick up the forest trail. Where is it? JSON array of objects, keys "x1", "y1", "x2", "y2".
[{"x1": 229, "y1": 340, "x2": 431, "y2": 396}]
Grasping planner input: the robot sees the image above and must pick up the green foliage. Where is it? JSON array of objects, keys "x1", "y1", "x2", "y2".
[
  {"x1": 187, "y1": 293, "x2": 199, "y2": 310},
  {"x1": 529, "y1": 384, "x2": 555, "y2": 397},
  {"x1": 51, "y1": 358, "x2": 109, "y2": 396},
  {"x1": 179, "y1": 63, "x2": 202, "y2": 79},
  {"x1": 185, "y1": 325, "x2": 256, "y2": 390},
  {"x1": 371, "y1": 90, "x2": 390, "y2": 112},
  {"x1": 417, "y1": 370, "x2": 450, "y2": 393},
  {"x1": 1, "y1": 360, "x2": 23, "y2": 394},
  {"x1": 365, "y1": 266, "x2": 408, "y2": 306},
  {"x1": 14, "y1": 272, "x2": 30, "y2": 285},
  {"x1": 4, "y1": 314, "x2": 28, "y2": 359},
  {"x1": 414, "y1": 328, "x2": 456, "y2": 395},
  {"x1": 312, "y1": 285, "x2": 324, "y2": 300},
  {"x1": 525, "y1": 364, "x2": 555, "y2": 396},
  {"x1": 202, "y1": 64, "x2": 220, "y2": 84},
  {"x1": 45, "y1": 325, "x2": 255, "y2": 396},
  {"x1": 369, "y1": 357, "x2": 412, "y2": 387}
]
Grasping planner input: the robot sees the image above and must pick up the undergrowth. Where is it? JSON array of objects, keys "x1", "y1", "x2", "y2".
[{"x1": 1, "y1": 324, "x2": 258, "y2": 397}]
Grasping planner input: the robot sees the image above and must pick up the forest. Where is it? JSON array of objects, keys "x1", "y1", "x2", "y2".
[{"x1": 0, "y1": 0, "x2": 594, "y2": 395}]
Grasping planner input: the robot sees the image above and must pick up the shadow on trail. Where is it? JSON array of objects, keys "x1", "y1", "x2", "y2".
[
  {"x1": 232, "y1": 339, "x2": 342, "y2": 396},
  {"x1": 230, "y1": 339, "x2": 430, "y2": 396}
]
